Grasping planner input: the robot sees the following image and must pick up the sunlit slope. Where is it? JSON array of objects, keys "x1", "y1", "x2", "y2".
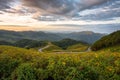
[
  {"x1": 0, "y1": 45, "x2": 120, "y2": 80},
  {"x1": 67, "y1": 43, "x2": 89, "y2": 52},
  {"x1": 43, "y1": 43, "x2": 89, "y2": 52},
  {"x1": 42, "y1": 44, "x2": 63, "y2": 52}
]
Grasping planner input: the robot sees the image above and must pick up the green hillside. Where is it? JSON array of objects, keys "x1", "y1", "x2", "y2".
[
  {"x1": 0, "y1": 45, "x2": 120, "y2": 80},
  {"x1": 91, "y1": 30, "x2": 120, "y2": 51},
  {"x1": 15, "y1": 39, "x2": 47, "y2": 49},
  {"x1": 0, "y1": 40, "x2": 13, "y2": 46},
  {"x1": 67, "y1": 43, "x2": 89, "y2": 52},
  {"x1": 53, "y1": 38, "x2": 88, "y2": 50},
  {"x1": 30, "y1": 41, "x2": 88, "y2": 52},
  {"x1": 43, "y1": 44, "x2": 63, "y2": 52},
  {"x1": 0, "y1": 39, "x2": 89, "y2": 52}
]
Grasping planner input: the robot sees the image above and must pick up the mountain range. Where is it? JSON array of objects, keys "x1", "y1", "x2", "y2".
[{"x1": 0, "y1": 30, "x2": 105, "y2": 44}]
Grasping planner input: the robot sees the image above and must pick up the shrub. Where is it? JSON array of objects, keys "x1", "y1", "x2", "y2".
[{"x1": 16, "y1": 63, "x2": 36, "y2": 80}]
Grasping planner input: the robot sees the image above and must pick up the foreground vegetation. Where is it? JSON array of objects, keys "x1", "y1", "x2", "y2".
[{"x1": 0, "y1": 45, "x2": 120, "y2": 80}]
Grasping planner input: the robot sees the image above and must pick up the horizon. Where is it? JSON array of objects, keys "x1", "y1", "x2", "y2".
[
  {"x1": 0, "y1": 0, "x2": 120, "y2": 33},
  {"x1": 0, "y1": 24, "x2": 119, "y2": 34},
  {"x1": 0, "y1": 27, "x2": 118, "y2": 35}
]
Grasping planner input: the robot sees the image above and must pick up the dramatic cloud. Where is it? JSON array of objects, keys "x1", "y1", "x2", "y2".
[
  {"x1": 0, "y1": 0, "x2": 119, "y2": 21},
  {"x1": 0, "y1": 0, "x2": 14, "y2": 10},
  {"x1": 0, "y1": 0, "x2": 120, "y2": 33},
  {"x1": 22, "y1": 0, "x2": 109, "y2": 17},
  {"x1": 78, "y1": 0, "x2": 120, "y2": 21}
]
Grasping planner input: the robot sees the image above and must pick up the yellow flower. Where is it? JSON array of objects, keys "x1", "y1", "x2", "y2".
[
  {"x1": 108, "y1": 68, "x2": 112, "y2": 71},
  {"x1": 95, "y1": 54, "x2": 98, "y2": 58},
  {"x1": 62, "y1": 62, "x2": 66, "y2": 65},
  {"x1": 95, "y1": 62, "x2": 100, "y2": 66},
  {"x1": 107, "y1": 66, "x2": 113, "y2": 71},
  {"x1": 51, "y1": 62, "x2": 54, "y2": 65}
]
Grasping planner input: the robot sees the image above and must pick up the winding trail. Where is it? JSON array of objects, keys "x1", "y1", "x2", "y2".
[
  {"x1": 86, "y1": 47, "x2": 91, "y2": 52},
  {"x1": 38, "y1": 42, "x2": 51, "y2": 52},
  {"x1": 38, "y1": 45, "x2": 50, "y2": 52},
  {"x1": 38, "y1": 42, "x2": 91, "y2": 53}
]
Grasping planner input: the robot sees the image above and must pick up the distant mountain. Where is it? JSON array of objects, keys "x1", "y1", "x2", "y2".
[
  {"x1": 0, "y1": 30, "x2": 62, "y2": 42},
  {"x1": 57, "y1": 31, "x2": 105, "y2": 44},
  {"x1": 0, "y1": 30, "x2": 104, "y2": 44},
  {"x1": 91, "y1": 30, "x2": 120, "y2": 51}
]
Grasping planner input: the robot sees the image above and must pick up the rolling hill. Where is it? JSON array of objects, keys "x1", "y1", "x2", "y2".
[
  {"x1": 52, "y1": 38, "x2": 88, "y2": 50},
  {"x1": 14, "y1": 39, "x2": 48, "y2": 49},
  {"x1": 42, "y1": 44, "x2": 63, "y2": 52},
  {"x1": 0, "y1": 38, "x2": 89, "y2": 52},
  {"x1": 91, "y1": 30, "x2": 120, "y2": 51},
  {"x1": 67, "y1": 43, "x2": 89, "y2": 52},
  {"x1": 0, "y1": 40, "x2": 13, "y2": 46}
]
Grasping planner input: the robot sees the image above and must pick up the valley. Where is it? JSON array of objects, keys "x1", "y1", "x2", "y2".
[{"x1": 0, "y1": 30, "x2": 120, "y2": 80}]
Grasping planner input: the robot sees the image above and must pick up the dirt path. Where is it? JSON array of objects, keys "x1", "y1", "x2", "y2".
[
  {"x1": 38, "y1": 42, "x2": 51, "y2": 52},
  {"x1": 38, "y1": 45, "x2": 50, "y2": 52}
]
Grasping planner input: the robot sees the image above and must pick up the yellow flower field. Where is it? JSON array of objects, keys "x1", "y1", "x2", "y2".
[{"x1": 0, "y1": 45, "x2": 120, "y2": 80}]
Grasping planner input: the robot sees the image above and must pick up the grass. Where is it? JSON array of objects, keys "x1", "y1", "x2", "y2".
[
  {"x1": 0, "y1": 45, "x2": 120, "y2": 80},
  {"x1": 31, "y1": 43, "x2": 89, "y2": 52},
  {"x1": 67, "y1": 43, "x2": 89, "y2": 52},
  {"x1": 43, "y1": 44, "x2": 63, "y2": 52}
]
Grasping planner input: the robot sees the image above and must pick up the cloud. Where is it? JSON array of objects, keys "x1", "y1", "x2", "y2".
[
  {"x1": 0, "y1": 0, "x2": 14, "y2": 10},
  {"x1": 0, "y1": 20, "x2": 3, "y2": 22},
  {"x1": 21, "y1": 0, "x2": 109, "y2": 17},
  {"x1": 77, "y1": 0, "x2": 120, "y2": 21},
  {"x1": 0, "y1": 0, "x2": 119, "y2": 22},
  {"x1": 0, "y1": 0, "x2": 25, "y2": 16}
]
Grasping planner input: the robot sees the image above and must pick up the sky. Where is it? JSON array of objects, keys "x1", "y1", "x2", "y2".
[{"x1": 0, "y1": 0, "x2": 120, "y2": 33}]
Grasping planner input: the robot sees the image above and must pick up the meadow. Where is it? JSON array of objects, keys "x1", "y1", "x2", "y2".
[{"x1": 0, "y1": 45, "x2": 120, "y2": 80}]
